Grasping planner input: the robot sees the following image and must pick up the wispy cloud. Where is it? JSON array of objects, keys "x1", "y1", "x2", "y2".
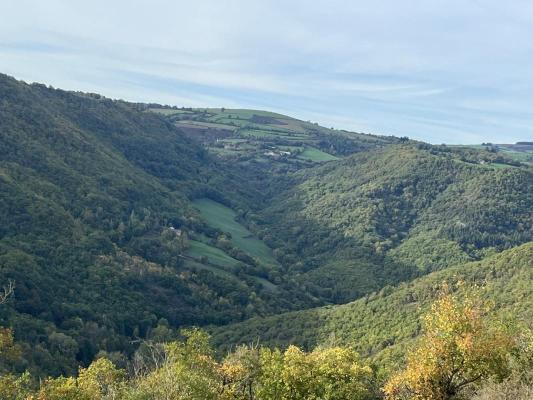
[{"x1": 0, "y1": 0, "x2": 532, "y2": 143}]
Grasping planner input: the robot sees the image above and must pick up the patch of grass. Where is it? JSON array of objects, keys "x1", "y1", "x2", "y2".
[
  {"x1": 193, "y1": 198, "x2": 278, "y2": 266},
  {"x1": 176, "y1": 121, "x2": 237, "y2": 130},
  {"x1": 207, "y1": 108, "x2": 289, "y2": 119},
  {"x1": 298, "y1": 147, "x2": 339, "y2": 162},
  {"x1": 489, "y1": 162, "x2": 517, "y2": 169},
  {"x1": 186, "y1": 240, "x2": 240, "y2": 270},
  {"x1": 253, "y1": 276, "x2": 278, "y2": 291},
  {"x1": 186, "y1": 243, "x2": 278, "y2": 291},
  {"x1": 210, "y1": 118, "x2": 252, "y2": 127},
  {"x1": 220, "y1": 138, "x2": 249, "y2": 143},
  {"x1": 279, "y1": 145, "x2": 303, "y2": 151},
  {"x1": 149, "y1": 108, "x2": 192, "y2": 116},
  {"x1": 238, "y1": 129, "x2": 309, "y2": 141},
  {"x1": 183, "y1": 259, "x2": 238, "y2": 280},
  {"x1": 239, "y1": 129, "x2": 279, "y2": 138},
  {"x1": 282, "y1": 135, "x2": 309, "y2": 140}
]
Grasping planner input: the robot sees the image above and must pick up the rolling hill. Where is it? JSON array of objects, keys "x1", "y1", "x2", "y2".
[{"x1": 149, "y1": 106, "x2": 402, "y2": 171}]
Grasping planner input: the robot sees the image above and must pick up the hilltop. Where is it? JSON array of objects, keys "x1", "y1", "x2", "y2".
[{"x1": 149, "y1": 106, "x2": 402, "y2": 169}]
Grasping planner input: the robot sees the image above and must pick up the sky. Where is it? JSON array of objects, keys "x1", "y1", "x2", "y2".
[{"x1": 1, "y1": 1, "x2": 533, "y2": 144}]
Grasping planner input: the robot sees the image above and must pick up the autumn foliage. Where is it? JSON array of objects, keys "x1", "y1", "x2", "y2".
[{"x1": 383, "y1": 285, "x2": 515, "y2": 400}]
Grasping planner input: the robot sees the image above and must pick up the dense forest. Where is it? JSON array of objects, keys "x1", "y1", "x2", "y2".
[
  {"x1": 0, "y1": 74, "x2": 317, "y2": 377},
  {"x1": 212, "y1": 243, "x2": 533, "y2": 367},
  {"x1": 0, "y1": 74, "x2": 531, "y2": 398}
]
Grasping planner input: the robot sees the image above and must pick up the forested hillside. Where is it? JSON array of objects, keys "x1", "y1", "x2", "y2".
[
  {"x1": 0, "y1": 73, "x2": 531, "y2": 392},
  {"x1": 248, "y1": 144, "x2": 532, "y2": 303},
  {"x1": 2, "y1": 245, "x2": 530, "y2": 399},
  {"x1": 0, "y1": 74, "x2": 315, "y2": 376},
  {"x1": 212, "y1": 242, "x2": 533, "y2": 369},
  {"x1": 151, "y1": 108, "x2": 532, "y2": 305}
]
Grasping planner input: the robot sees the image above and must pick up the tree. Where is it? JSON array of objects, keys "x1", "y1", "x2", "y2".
[
  {"x1": 129, "y1": 328, "x2": 221, "y2": 400},
  {"x1": 0, "y1": 372, "x2": 31, "y2": 400},
  {"x1": 257, "y1": 345, "x2": 374, "y2": 400},
  {"x1": 35, "y1": 358, "x2": 125, "y2": 400},
  {"x1": 383, "y1": 284, "x2": 514, "y2": 400},
  {"x1": 0, "y1": 280, "x2": 14, "y2": 305},
  {"x1": 0, "y1": 280, "x2": 19, "y2": 374}
]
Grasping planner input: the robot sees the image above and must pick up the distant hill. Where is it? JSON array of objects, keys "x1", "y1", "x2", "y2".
[
  {"x1": 149, "y1": 106, "x2": 403, "y2": 171},
  {"x1": 453, "y1": 142, "x2": 533, "y2": 165}
]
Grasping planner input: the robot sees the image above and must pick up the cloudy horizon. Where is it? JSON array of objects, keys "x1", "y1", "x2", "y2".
[{"x1": 2, "y1": 0, "x2": 533, "y2": 144}]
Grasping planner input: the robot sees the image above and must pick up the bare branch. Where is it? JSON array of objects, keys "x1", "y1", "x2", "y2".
[{"x1": 0, "y1": 280, "x2": 14, "y2": 305}]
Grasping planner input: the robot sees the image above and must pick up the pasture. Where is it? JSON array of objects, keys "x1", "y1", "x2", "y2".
[
  {"x1": 186, "y1": 240, "x2": 240, "y2": 270},
  {"x1": 298, "y1": 147, "x2": 339, "y2": 162},
  {"x1": 193, "y1": 198, "x2": 278, "y2": 266}
]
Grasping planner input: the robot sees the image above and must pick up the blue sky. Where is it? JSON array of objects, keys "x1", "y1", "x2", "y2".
[{"x1": 1, "y1": 1, "x2": 533, "y2": 144}]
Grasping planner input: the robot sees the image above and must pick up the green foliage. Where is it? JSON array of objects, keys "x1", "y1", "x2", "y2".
[
  {"x1": 0, "y1": 372, "x2": 32, "y2": 400},
  {"x1": 153, "y1": 105, "x2": 398, "y2": 168},
  {"x1": 384, "y1": 287, "x2": 515, "y2": 399},
  {"x1": 187, "y1": 240, "x2": 241, "y2": 270},
  {"x1": 297, "y1": 147, "x2": 340, "y2": 162},
  {"x1": 0, "y1": 74, "x2": 315, "y2": 377},
  {"x1": 254, "y1": 346, "x2": 374, "y2": 399},
  {"x1": 0, "y1": 73, "x2": 532, "y2": 384},
  {"x1": 5, "y1": 329, "x2": 377, "y2": 400},
  {"x1": 35, "y1": 358, "x2": 126, "y2": 399},
  {"x1": 212, "y1": 243, "x2": 533, "y2": 372},
  {"x1": 251, "y1": 145, "x2": 532, "y2": 302},
  {"x1": 3, "y1": 321, "x2": 529, "y2": 399}
]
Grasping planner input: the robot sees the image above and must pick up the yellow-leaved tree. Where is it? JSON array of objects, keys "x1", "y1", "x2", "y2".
[
  {"x1": 383, "y1": 284, "x2": 514, "y2": 400},
  {"x1": 254, "y1": 345, "x2": 374, "y2": 400}
]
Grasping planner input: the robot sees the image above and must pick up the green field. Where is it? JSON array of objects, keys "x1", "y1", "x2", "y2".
[
  {"x1": 175, "y1": 121, "x2": 238, "y2": 130},
  {"x1": 238, "y1": 129, "x2": 279, "y2": 138},
  {"x1": 206, "y1": 108, "x2": 289, "y2": 119},
  {"x1": 220, "y1": 138, "x2": 249, "y2": 143},
  {"x1": 499, "y1": 149, "x2": 533, "y2": 164},
  {"x1": 186, "y1": 241, "x2": 278, "y2": 291},
  {"x1": 184, "y1": 259, "x2": 238, "y2": 280},
  {"x1": 490, "y1": 162, "x2": 518, "y2": 169},
  {"x1": 193, "y1": 198, "x2": 278, "y2": 266},
  {"x1": 153, "y1": 107, "x2": 399, "y2": 167},
  {"x1": 149, "y1": 108, "x2": 193, "y2": 116},
  {"x1": 186, "y1": 240, "x2": 240, "y2": 270},
  {"x1": 298, "y1": 147, "x2": 340, "y2": 162}
]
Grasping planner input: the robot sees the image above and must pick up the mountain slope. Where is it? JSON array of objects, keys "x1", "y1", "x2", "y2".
[
  {"x1": 249, "y1": 144, "x2": 532, "y2": 303},
  {"x1": 0, "y1": 74, "x2": 313, "y2": 376},
  {"x1": 211, "y1": 242, "x2": 533, "y2": 369}
]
